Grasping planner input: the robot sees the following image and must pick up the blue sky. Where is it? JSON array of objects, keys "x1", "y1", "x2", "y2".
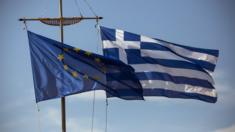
[{"x1": 1, "y1": 0, "x2": 235, "y2": 132}]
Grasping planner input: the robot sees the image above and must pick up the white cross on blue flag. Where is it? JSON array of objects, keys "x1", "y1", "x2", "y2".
[{"x1": 100, "y1": 26, "x2": 219, "y2": 103}]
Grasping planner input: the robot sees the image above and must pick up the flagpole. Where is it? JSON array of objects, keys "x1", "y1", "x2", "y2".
[
  {"x1": 59, "y1": 0, "x2": 66, "y2": 132},
  {"x1": 19, "y1": 1, "x2": 103, "y2": 132}
]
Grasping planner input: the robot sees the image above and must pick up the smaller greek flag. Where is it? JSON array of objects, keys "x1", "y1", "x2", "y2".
[{"x1": 100, "y1": 26, "x2": 219, "y2": 103}]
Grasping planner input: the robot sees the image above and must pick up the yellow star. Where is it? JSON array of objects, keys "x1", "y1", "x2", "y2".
[
  {"x1": 57, "y1": 54, "x2": 64, "y2": 61},
  {"x1": 95, "y1": 58, "x2": 101, "y2": 63},
  {"x1": 63, "y1": 65, "x2": 69, "y2": 70},
  {"x1": 63, "y1": 48, "x2": 69, "y2": 52},
  {"x1": 74, "y1": 48, "x2": 80, "y2": 52},
  {"x1": 85, "y1": 51, "x2": 92, "y2": 56},
  {"x1": 83, "y1": 74, "x2": 89, "y2": 80},
  {"x1": 93, "y1": 76, "x2": 100, "y2": 81},
  {"x1": 71, "y1": 71, "x2": 78, "y2": 77}
]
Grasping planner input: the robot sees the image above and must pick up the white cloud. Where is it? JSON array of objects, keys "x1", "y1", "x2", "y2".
[
  {"x1": 215, "y1": 124, "x2": 235, "y2": 132},
  {"x1": 43, "y1": 107, "x2": 61, "y2": 126}
]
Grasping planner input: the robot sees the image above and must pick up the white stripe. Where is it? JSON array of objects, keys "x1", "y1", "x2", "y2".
[
  {"x1": 140, "y1": 35, "x2": 218, "y2": 65},
  {"x1": 140, "y1": 80, "x2": 217, "y2": 97},
  {"x1": 141, "y1": 49, "x2": 189, "y2": 62},
  {"x1": 116, "y1": 29, "x2": 124, "y2": 41},
  {"x1": 103, "y1": 40, "x2": 140, "y2": 49},
  {"x1": 165, "y1": 43, "x2": 218, "y2": 65},
  {"x1": 131, "y1": 64, "x2": 214, "y2": 84},
  {"x1": 118, "y1": 48, "x2": 128, "y2": 63},
  {"x1": 141, "y1": 35, "x2": 161, "y2": 43},
  {"x1": 103, "y1": 41, "x2": 117, "y2": 48}
]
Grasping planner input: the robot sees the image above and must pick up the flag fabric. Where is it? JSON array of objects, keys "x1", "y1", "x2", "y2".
[
  {"x1": 100, "y1": 26, "x2": 219, "y2": 103},
  {"x1": 28, "y1": 31, "x2": 143, "y2": 102}
]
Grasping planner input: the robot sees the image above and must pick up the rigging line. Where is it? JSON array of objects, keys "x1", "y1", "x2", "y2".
[
  {"x1": 105, "y1": 98, "x2": 109, "y2": 132},
  {"x1": 74, "y1": 0, "x2": 83, "y2": 16},
  {"x1": 90, "y1": 22, "x2": 100, "y2": 132},
  {"x1": 94, "y1": 24, "x2": 109, "y2": 132},
  {"x1": 36, "y1": 103, "x2": 42, "y2": 132},
  {"x1": 83, "y1": 0, "x2": 97, "y2": 16},
  {"x1": 91, "y1": 90, "x2": 96, "y2": 132},
  {"x1": 94, "y1": 21, "x2": 109, "y2": 132},
  {"x1": 95, "y1": 20, "x2": 100, "y2": 53},
  {"x1": 40, "y1": 0, "x2": 49, "y2": 17}
]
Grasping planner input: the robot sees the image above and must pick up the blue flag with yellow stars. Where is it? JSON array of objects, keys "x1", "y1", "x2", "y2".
[{"x1": 27, "y1": 31, "x2": 144, "y2": 102}]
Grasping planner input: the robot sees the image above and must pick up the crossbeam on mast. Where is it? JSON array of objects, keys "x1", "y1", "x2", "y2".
[
  {"x1": 19, "y1": 16, "x2": 103, "y2": 26},
  {"x1": 19, "y1": 16, "x2": 103, "y2": 21}
]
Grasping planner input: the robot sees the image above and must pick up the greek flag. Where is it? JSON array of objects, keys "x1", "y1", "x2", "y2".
[{"x1": 100, "y1": 26, "x2": 219, "y2": 103}]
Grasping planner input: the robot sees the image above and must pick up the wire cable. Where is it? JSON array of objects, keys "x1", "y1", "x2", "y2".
[
  {"x1": 91, "y1": 90, "x2": 96, "y2": 132},
  {"x1": 95, "y1": 20, "x2": 101, "y2": 53},
  {"x1": 36, "y1": 103, "x2": 42, "y2": 132},
  {"x1": 74, "y1": 0, "x2": 83, "y2": 16},
  {"x1": 95, "y1": 25, "x2": 109, "y2": 132},
  {"x1": 40, "y1": 0, "x2": 49, "y2": 17},
  {"x1": 83, "y1": 0, "x2": 97, "y2": 16},
  {"x1": 105, "y1": 98, "x2": 109, "y2": 132}
]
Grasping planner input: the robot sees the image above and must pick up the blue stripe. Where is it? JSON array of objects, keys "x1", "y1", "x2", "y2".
[
  {"x1": 100, "y1": 26, "x2": 116, "y2": 41},
  {"x1": 140, "y1": 42, "x2": 169, "y2": 51},
  {"x1": 135, "y1": 72, "x2": 214, "y2": 89},
  {"x1": 104, "y1": 47, "x2": 215, "y2": 72},
  {"x1": 140, "y1": 42, "x2": 216, "y2": 72},
  {"x1": 125, "y1": 49, "x2": 207, "y2": 72},
  {"x1": 154, "y1": 38, "x2": 219, "y2": 57},
  {"x1": 103, "y1": 48, "x2": 120, "y2": 60},
  {"x1": 124, "y1": 31, "x2": 140, "y2": 41},
  {"x1": 107, "y1": 72, "x2": 214, "y2": 89},
  {"x1": 106, "y1": 89, "x2": 144, "y2": 100},
  {"x1": 132, "y1": 57, "x2": 207, "y2": 72},
  {"x1": 143, "y1": 88, "x2": 217, "y2": 103},
  {"x1": 185, "y1": 57, "x2": 216, "y2": 72}
]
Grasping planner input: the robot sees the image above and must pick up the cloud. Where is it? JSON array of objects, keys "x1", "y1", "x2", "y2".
[
  {"x1": 215, "y1": 124, "x2": 235, "y2": 132},
  {"x1": 40, "y1": 107, "x2": 104, "y2": 132},
  {"x1": 67, "y1": 118, "x2": 103, "y2": 132}
]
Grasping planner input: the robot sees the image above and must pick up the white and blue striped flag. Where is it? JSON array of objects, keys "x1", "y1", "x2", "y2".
[{"x1": 100, "y1": 26, "x2": 219, "y2": 103}]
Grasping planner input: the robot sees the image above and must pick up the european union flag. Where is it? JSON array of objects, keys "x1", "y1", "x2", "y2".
[{"x1": 28, "y1": 31, "x2": 143, "y2": 102}]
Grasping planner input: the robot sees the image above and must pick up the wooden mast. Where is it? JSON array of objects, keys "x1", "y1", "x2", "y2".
[
  {"x1": 19, "y1": 0, "x2": 102, "y2": 132},
  {"x1": 59, "y1": 0, "x2": 66, "y2": 132}
]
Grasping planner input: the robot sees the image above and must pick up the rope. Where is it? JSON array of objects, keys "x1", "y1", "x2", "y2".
[
  {"x1": 74, "y1": 0, "x2": 83, "y2": 16},
  {"x1": 91, "y1": 90, "x2": 96, "y2": 132},
  {"x1": 94, "y1": 24, "x2": 109, "y2": 132},
  {"x1": 90, "y1": 18, "x2": 101, "y2": 132},
  {"x1": 83, "y1": 0, "x2": 97, "y2": 16},
  {"x1": 40, "y1": 0, "x2": 49, "y2": 17},
  {"x1": 36, "y1": 103, "x2": 42, "y2": 132},
  {"x1": 95, "y1": 20, "x2": 101, "y2": 53},
  {"x1": 105, "y1": 98, "x2": 109, "y2": 132}
]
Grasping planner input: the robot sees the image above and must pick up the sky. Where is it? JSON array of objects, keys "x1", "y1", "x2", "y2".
[{"x1": 0, "y1": 0, "x2": 235, "y2": 132}]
